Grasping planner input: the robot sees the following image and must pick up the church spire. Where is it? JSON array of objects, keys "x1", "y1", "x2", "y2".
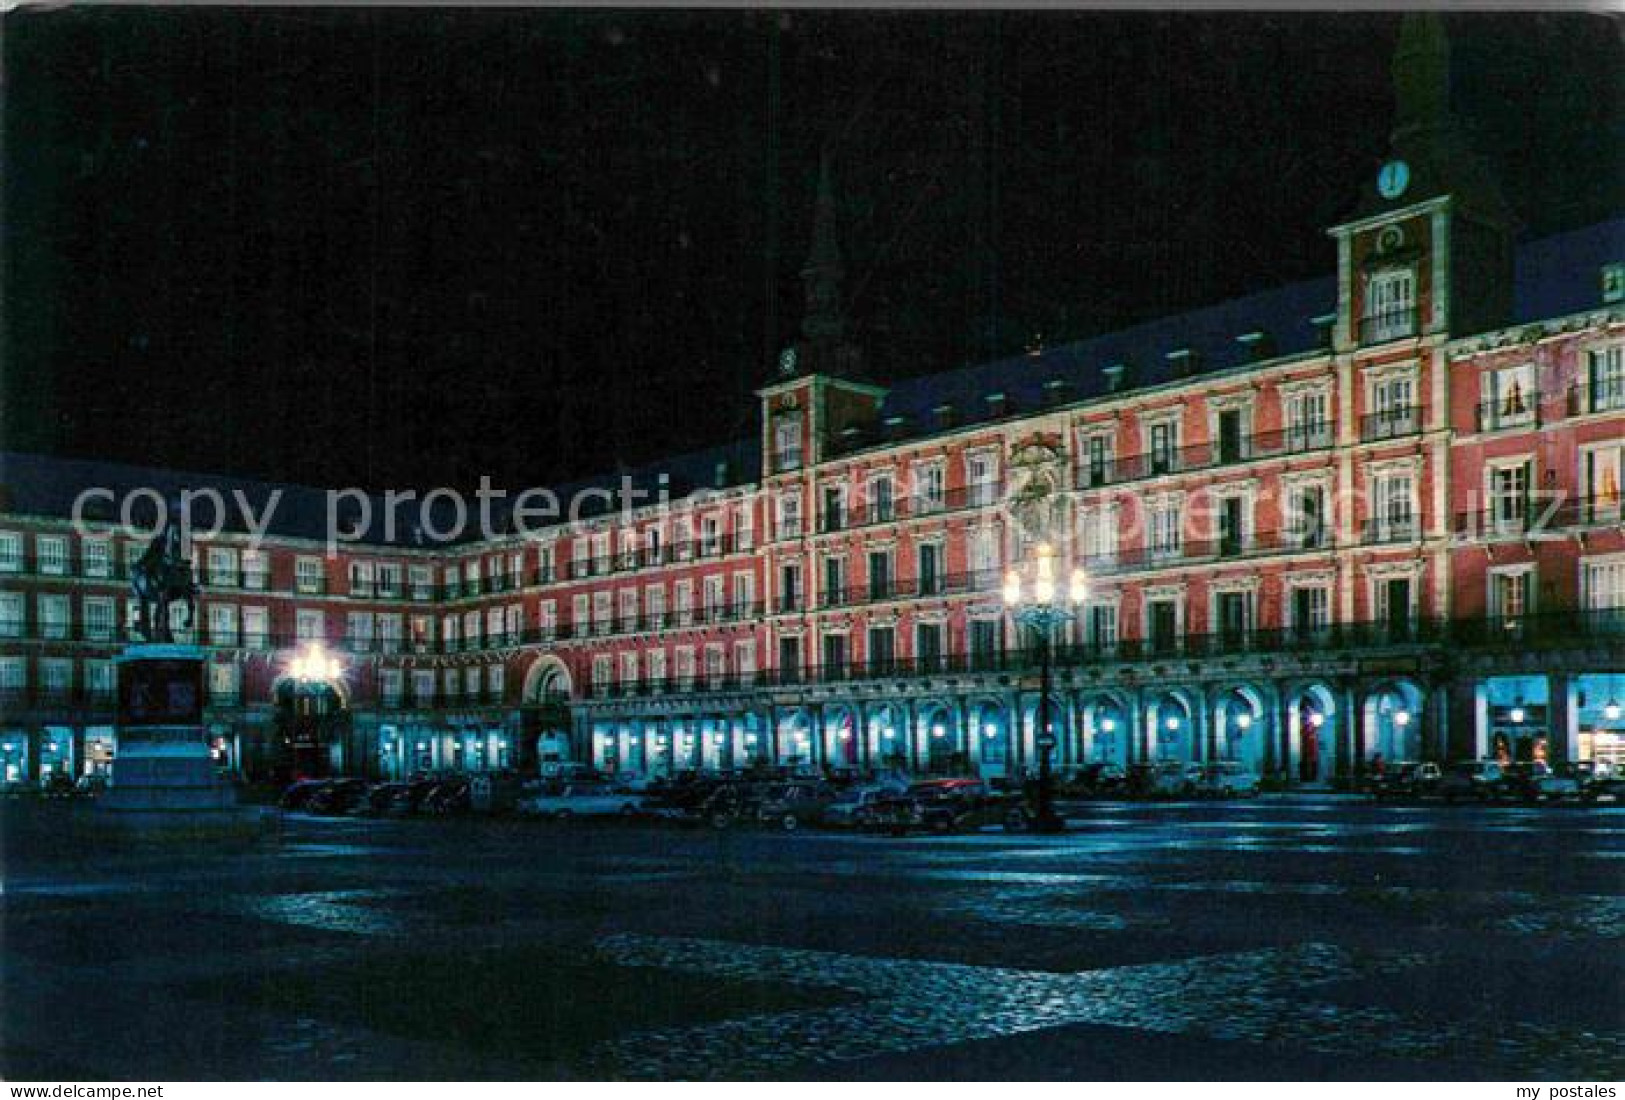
[
  {"x1": 1392, "y1": 11, "x2": 1451, "y2": 141},
  {"x1": 799, "y1": 148, "x2": 846, "y2": 343}
]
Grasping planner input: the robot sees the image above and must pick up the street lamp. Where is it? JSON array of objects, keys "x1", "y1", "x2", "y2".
[{"x1": 1002, "y1": 542, "x2": 1088, "y2": 833}]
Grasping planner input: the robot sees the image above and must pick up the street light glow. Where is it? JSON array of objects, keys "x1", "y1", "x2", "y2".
[
  {"x1": 1606, "y1": 700, "x2": 1622, "y2": 721},
  {"x1": 288, "y1": 642, "x2": 342, "y2": 683}
]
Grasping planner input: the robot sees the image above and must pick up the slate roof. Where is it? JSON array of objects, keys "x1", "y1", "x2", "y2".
[{"x1": 2, "y1": 218, "x2": 1618, "y2": 547}]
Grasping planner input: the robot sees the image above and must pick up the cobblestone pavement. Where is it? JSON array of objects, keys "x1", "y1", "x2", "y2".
[{"x1": 2, "y1": 796, "x2": 1621, "y2": 1080}]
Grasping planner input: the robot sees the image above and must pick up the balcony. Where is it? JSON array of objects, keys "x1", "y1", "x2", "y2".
[
  {"x1": 1360, "y1": 407, "x2": 1420, "y2": 443},
  {"x1": 1359, "y1": 308, "x2": 1417, "y2": 345}
]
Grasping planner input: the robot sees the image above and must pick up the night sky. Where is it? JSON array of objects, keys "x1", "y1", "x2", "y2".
[{"x1": 4, "y1": 9, "x2": 1619, "y2": 492}]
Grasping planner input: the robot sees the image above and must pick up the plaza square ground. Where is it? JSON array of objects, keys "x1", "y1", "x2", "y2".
[{"x1": 2, "y1": 795, "x2": 1622, "y2": 1080}]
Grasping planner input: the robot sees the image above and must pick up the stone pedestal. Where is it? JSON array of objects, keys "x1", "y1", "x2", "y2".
[{"x1": 98, "y1": 644, "x2": 263, "y2": 831}]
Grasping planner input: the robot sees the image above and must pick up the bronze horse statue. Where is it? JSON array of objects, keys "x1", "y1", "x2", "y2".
[{"x1": 129, "y1": 524, "x2": 198, "y2": 643}]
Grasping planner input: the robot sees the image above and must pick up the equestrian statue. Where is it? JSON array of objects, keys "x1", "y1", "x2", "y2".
[{"x1": 128, "y1": 523, "x2": 198, "y2": 644}]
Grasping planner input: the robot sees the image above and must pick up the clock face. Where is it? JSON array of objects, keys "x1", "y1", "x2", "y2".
[
  {"x1": 1377, "y1": 160, "x2": 1410, "y2": 200},
  {"x1": 777, "y1": 346, "x2": 798, "y2": 377}
]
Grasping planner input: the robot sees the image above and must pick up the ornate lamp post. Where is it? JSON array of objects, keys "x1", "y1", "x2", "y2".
[{"x1": 1002, "y1": 542, "x2": 1088, "y2": 833}]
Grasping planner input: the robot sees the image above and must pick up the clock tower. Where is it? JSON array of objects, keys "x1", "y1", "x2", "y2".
[
  {"x1": 1328, "y1": 13, "x2": 1515, "y2": 348},
  {"x1": 759, "y1": 149, "x2": 886, "y2": 477}
]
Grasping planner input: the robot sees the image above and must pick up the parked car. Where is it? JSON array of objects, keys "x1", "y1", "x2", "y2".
[
  {"x1": 1126, "y1": 761, "x2": 1200, "y2": 798},
  {"x1": 1575, "y1": 761, "x2": 1622, "y2": 801},
  {"x1": 351, "y1": 782, "x2": 408, "y2": 816},
  {"x1": 279, "y1": 778, "x2": 330, "y2": 811},
  {"x1": 1079, "y1": 762, "x2": 1130, "y2": 797},
  {"x1": 381, "y1": 778, "x2": 438, "y2": 817},
  {"x1": 74, "y1": 774, "x2": 109, "y2": 797},
  {"x1": 1367, "y1": 761, "x2": 1441, "y2": 798},
  {"x1": 1501, "y1": 761, "x2": 1584, "y2": 802},
  {"x1": 306, "y1": 778, "x2": 368, "y2": 816},
  {"x1": 697, "y1": 780, "x2": 776, "y2": 827},
  {"x1": 40, "y1": 774, "x2": 76, "y2": 800},
  {"x1": 517, "y1": 782, "x2": 643, "y2": 819},
  {"x1": 862, "y1": 779, "x2": 1028, "y2": 835},
  {"x1": 756, "y1": 782, "x2": 840, "y2": 831},
  {"x1": 1192, "y1": 761, "x2": 1262, "y2": 798},
  {"x1": 1439, "y1": 760, "x2": 1504, "y2": 802},
  {"x1": 820, "y1": 782, "x2": 909, "y2": 828}
]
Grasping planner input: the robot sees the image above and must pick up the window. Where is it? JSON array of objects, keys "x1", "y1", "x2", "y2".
[
  {"x1": 381, "y1": 669, "x2": 403, "y2": 705},
  {"x1": 209, "y1": 603, "x2": 239, "y2": 646},
  {"x1": 674, "y1": 581, "x2": 693, "y2": 626},
  {"x1": 243, "y1": 550, "x2": 268, "y2": 590},
  {"x1": 1214, "y1": 590, "x2": 1253, "y2": 646},
  {"x1": 38, "y1": 536, "x2": 68, "y2": 576},
  {"x1": 1481, "y1": 363, "x2": 1536, "y2": 431},
  {"x1": 1371, "y1": 471, "x2": 1416, "y2": 541},
  {"x1": 1214, "y1": 493, "x2": 1249, "y2": 557},
  {"x1": 1083, "y1": 602, "x2": 1118, "y2": 649},
  {"x1": 462, "y1": 610, "x2": 481, "y2": 648},
  {"x1": 413, "y1": 670, "x2": 435, "y2": 704},
  {"x1": 592, "y1": 656, "x2": 613, "y2": 690},
  {"x1": 243, "y1": 607, "x2": 269, "y2": 648},
  {"x1": 918, "y1": 541, "x2": 943, "y2": 595},
  {"x1": 1363, "y1": 268, "x2": 1416, "y2": 342},
  {"x1": 209, "y1": 662, "x2": 238, "y2": 702},
  {"x1": 1215, "y1": 407, "x2": 1247, "y2": 464},
  {"x1": 916, "y1": 622, "x2": 944, "y2": 671},
  {"x1": 644, "y1": 586, "x2": 665, "y2": 628},
  {"x1": 647, "y1": 648, "x2": 667, "y2": 686},
  {"x1": 1289, "y1": 584, "x2": 1331, "y2": 637},
  {"x1": 914, "y1": 463, "x2": 945, "y2": 513},
  {"x1": 735, "y1": 504, "x2": 754, "y2": 550},
  {"x1": 378, "y1": 562, "x2": 402, "y2": 597},
  {"x1": 704, "y1": 645, "x2": 726, "y2": 685},
  {"x1": 1582, "y1": 442, "x2": 1623, "y2": 524},
  {"x1": 967, "y1": 452, "x2": 998, "y2": 507},
  {"x1": 536, "y1": 543, "x2": 556, "y2": 582},
  {"x1": 818, "y1": 632, "x2": 848, "y2": 677},
  {"x1": 778, "y1": 493, "x2": 802, "y2": 539},
  {"x1": 701, "y1": 515, "x2": 722, "y2": 556},
  {"x1": 1490, "y1": 567, "x2": 1534, "y2": 623},
  {"x1": 571, "y1": 594, "x2": 589, "y2": 634},
  {"x1": 621, "y1": 651, "x2": 640, "y2": 686},
  {"x1": 1586, "y1": 345, "x2": 1625, "y2": 413},
  {"x1": 485, "y1": 606, "x2": 504, "y2": 642},
  {"x1": 871, "y1": 627, "x2": 897, "y2": 669},
  {"x1": 777, "y1": 635, "x2": 802, "y2": 683},
  {"x1": 1367, "y1": 373, "x2": 1418, "y2": 439},
  {"x1": 410, "y1": 565, "x2": 433, "y2": 600},
  {"x1": 296, "y1": 608, "x2": 324, "y2": 642},
  {"x1": 345, "y1": 611, "x2": 374, "y2": 651},
  {"x1": 868, "y1": 474, "x2": 894, "y2": 522},
  {"x1": 40, "y1": 658, "x2": 73, "y2": 697},
  {"x1": 1079, "y1": 431, "x2": 1113, "y2": 488},
  {"x1": 378, "y1": 614, "x2": 403, "y2": 653},
  {"x1": 82, "y1": 539, "x2": 112, "y2": 579},
  {"x1": 1147, "y1": 598, "x2": 1181, "y2": 653},
  {"x1": 1582, "y1": 558, "x2": 1625, "y2": 619},
  {"x1": 674, "y1": 647, "x2": 696, "y2": 689},
  {"x1": 867, "y1": 549, "x2": 892, "y2": 600},
  {"x1": 734, "y1": 640, "x2": 756, "y2": 679},
  {"x1": 38, "y1": 595, "x2": 69, "y2": 641},
  {"x1": 0, "y1": 593, "x2": 23, "y2": 638},
  {"x1": 1375, "y1": 574, "x2": 1416, "y2": 635},
  {"x1": 0, "y1": 532, "x2": 20, "y2": 572},
  {"x1": 0, "y1": 656, "x2": 24, "y2": 695},
  {"x1": 1284, "y1": 387, "x2": 1331, "y2": 451},
  {"x1": 822, "y1": 484, "x2": 846, "y2": 532},
  {"x1": 537, "y1": 600, "x2": 557, "y2": 639},
  {"x1": 731, "y1": 572, "x2": 753, "y2": 613},
  {"x1": 1288, "y1": 483, "x2": 1329, "y2": 549},
  {"x1": 87, "y1": 660, "x2": 114, "y2": 700},
  {"x1": 593, "y1": 591, "x2": 613, "y2": 634},
  {"x1": 619, "y1": 588, "x2": 639, "y2": 629},
  {"x1": 1487, "y1": 460, "x2": 1532, "y2": 533},
  {"x1": 779, "y1": 563, "x2": 802, "y2": 612},
  {"x1": 703, "y1": 575, "x2": 725, "y2": 621},
  {"x1": 465, "y1": 667, "x2": 481, "y2": 697},
  {"x1": 443, "y1": 565, "x2": 461, "y2": 597},
  {"x1": 969, "y1": 619, "x2": 1001, "y2": 668},
  {"x1": 774, "y1": 415, "x2": 803, "y2": 471},
  {"x1": 295, "y1": 557, "x2": 324, "y2": 595},
  {"x1": 823, "y1": 555, "x2": 846, "y2": 607},
  {"x1": 971, "y1": 527, "x2": 1000, "y2": 587},
  {"x1": 209, "y1": 547, "x2": 239, "y2": 587},
  {"x1": 1149, "y1": 499, "x2": 1182, "y2": 558},
  {"x1": 1148, "y1": 420, "x2": 1178, "y2": 476}
]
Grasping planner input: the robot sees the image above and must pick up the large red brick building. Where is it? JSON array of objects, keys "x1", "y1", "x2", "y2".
[{"x1": 2, "y1": 16, "x2": 1621, "y2": 788}]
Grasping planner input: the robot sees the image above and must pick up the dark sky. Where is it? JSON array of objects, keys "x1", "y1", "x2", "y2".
[{"x1": 4, "y1": 9, "x2": 1619, "y2": 491}]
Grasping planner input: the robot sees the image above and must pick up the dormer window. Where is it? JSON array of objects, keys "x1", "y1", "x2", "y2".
[{"x1": 1362, "y1": 268, "x2": 1416, "y2": 344}]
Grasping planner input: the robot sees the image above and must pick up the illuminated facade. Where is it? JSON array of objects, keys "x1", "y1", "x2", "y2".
[{"x1": 2, "y1": 16, "x2": 1622, "y2": 788}]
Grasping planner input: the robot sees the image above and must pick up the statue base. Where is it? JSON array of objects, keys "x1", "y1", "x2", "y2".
[{"x1": 96, "y1": 643, "x2": 265, "y2": 834}]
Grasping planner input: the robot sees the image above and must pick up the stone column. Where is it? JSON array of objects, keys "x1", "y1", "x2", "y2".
[{"x1": 1548, "y1": 673, "x2": 1575, "y2": 765}]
